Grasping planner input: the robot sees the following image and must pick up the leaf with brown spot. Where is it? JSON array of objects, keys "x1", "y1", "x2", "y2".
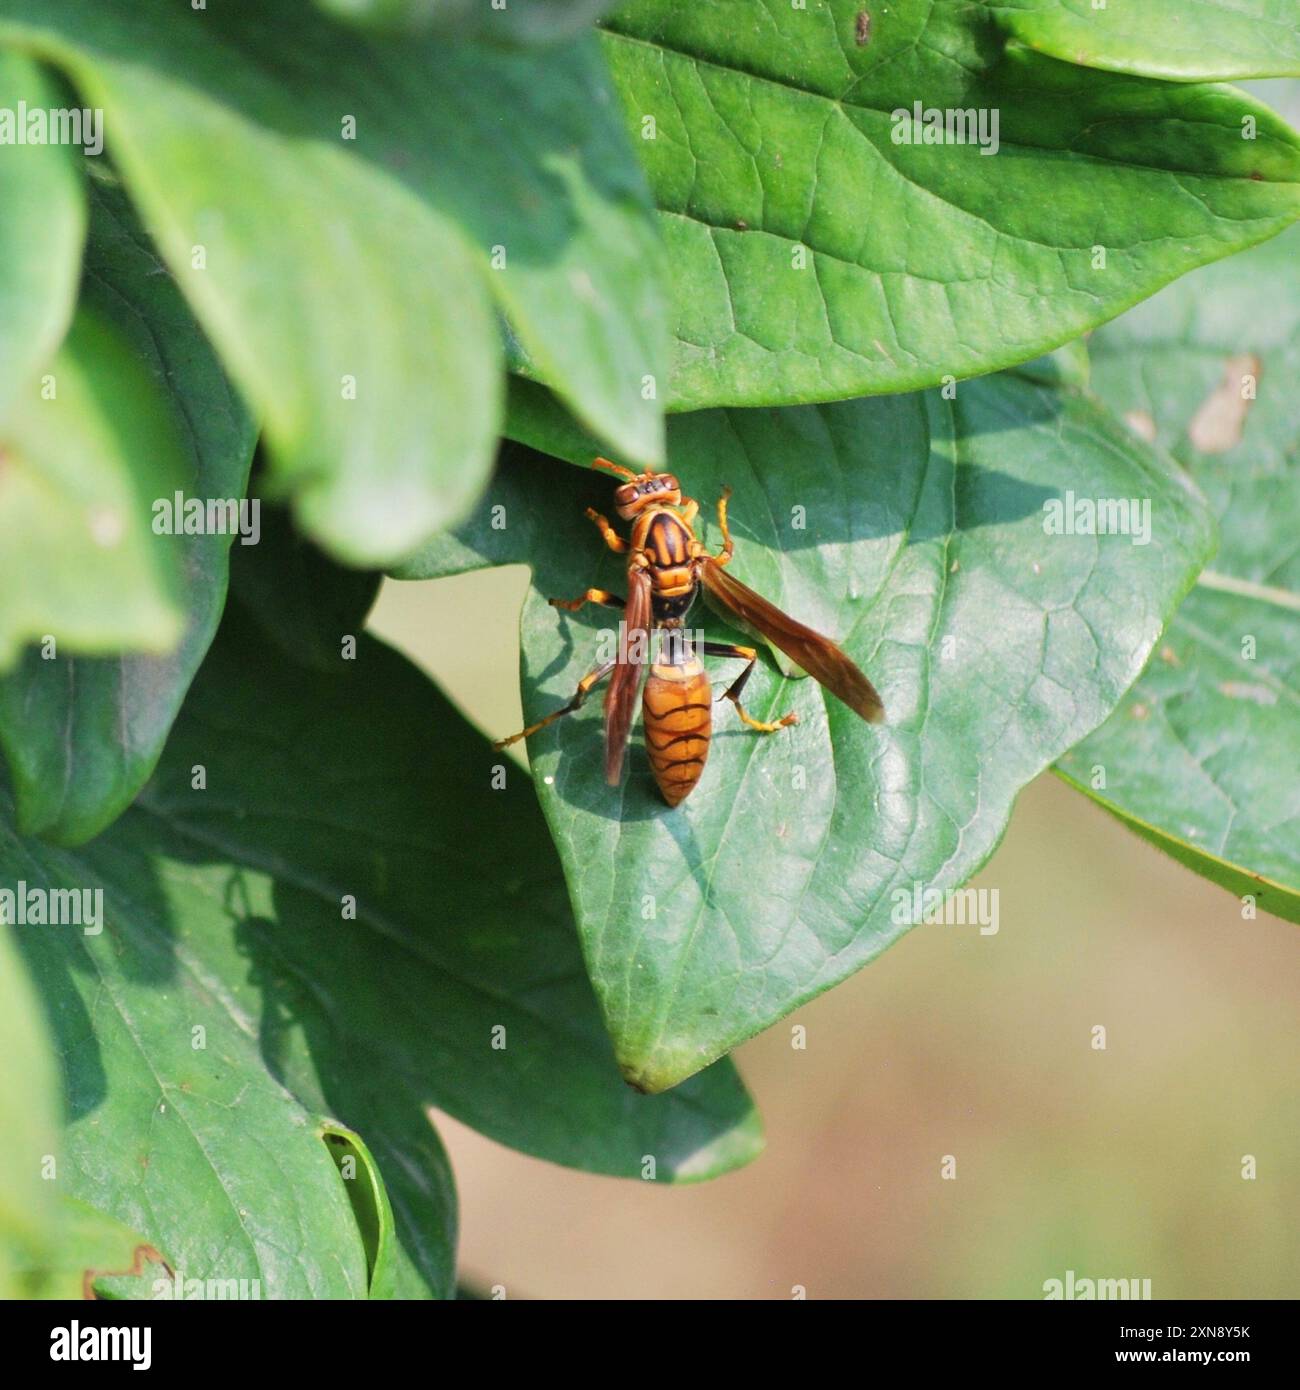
[{"x1": 1061, "y1": 213, "x2": 1300, "y2": 924}]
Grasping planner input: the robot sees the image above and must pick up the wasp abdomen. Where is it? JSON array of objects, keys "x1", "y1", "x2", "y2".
[{"x1": 643, "y1": 655, "x2": 712, "y2": 807}]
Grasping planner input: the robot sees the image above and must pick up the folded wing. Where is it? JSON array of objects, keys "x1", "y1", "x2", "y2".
[
  {"x1": 701, "y1": 558, "x2": 884, "y2": 724},
  {"x1": 603, "y1": 565, "x2": 653, "y2": 784}
]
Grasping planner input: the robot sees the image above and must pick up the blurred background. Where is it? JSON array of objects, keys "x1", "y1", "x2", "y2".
[{"x1": 369, "y1": 566, "x2": 1299, "y2": 1300}]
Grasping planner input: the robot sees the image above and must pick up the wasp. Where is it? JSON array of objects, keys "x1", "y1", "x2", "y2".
[{"x1": 495, "y1": 459, "x2": 884, "y2": 806}]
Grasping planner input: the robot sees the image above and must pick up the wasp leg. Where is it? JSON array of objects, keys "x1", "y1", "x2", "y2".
[
  {"x1": 678, "y1": 497, "x2": 699, "y2": 527},
  {"x1": 702, "y1": 641, "x2": 797, "y2": 733},
  {"x1": 492, "y1": 660, "x2": 616, "y2": 750},
  {"x1": 713, "y1": 486, "x2": 735, "y2": 565},
  {"x1": 584, "y1": 508, "x2": 628, "y2": 554},
  {"x1": 549, "y1": 588, "x2": 625, "y2": 613}
]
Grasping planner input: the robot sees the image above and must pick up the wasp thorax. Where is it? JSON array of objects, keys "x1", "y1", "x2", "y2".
[{"x1": 613, "y1": 472, "x2": 682, "y2": 518}]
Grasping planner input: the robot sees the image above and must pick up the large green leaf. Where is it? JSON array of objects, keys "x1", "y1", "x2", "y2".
[
  {"x1": 598, "y1": 0, "x2": 1300, "y2": 409},
  {"x1": 0, "y1": 923, "x2": 60, "y2": 1298},
  {"x1": 0, "y1": 302, "x2": 188, "y2": 669},
  {"x1": 990, "y1": 0, "x2": 1300, "y2": 82},
  {"x1": 0, "y1": 572, "x2": 761, "y2": 1296},
  {"x1": 0, "y1": 1, "x2": 490, "y2": 565},
  {"x1": 4, "y1": 799, "x2": 383, "y2": 1298},
  {"x1": 215, "y1": 554, "x2": 761, "y2": 1177},
  {"x1": 1057, "y1": 222, "x2": 1300, "y2": 923},
  {"x1": 0, "y1": 0, "x2": 668, "y2": 560},
  {"x1": 0, "y1": 179, "x2": 256, "y2": 847},
  {"x1": 398, "y1": 377, "x2": 1216, "y2": 1090},
  {"x1": 320, "y1": 1122, "x2": 401, "y2": 1299},
  {"x1": 0, "y1": 49, "x2": 85, "y2": 421}
]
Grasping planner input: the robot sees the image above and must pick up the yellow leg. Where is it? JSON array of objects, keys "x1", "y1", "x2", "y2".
[
  {"x1": 732, "y1": 703, "x2": 798, "y2": 734},
  {"x1": 714, "y1": 486, "x2": 734, "y2": 564},
  {"x1": 678, "y1": 497, "x2": 699, "y2": 526},
  {"x1": 493, "y1": 660, "x2": 615, "y2": 750},
  {"x1": 550, "y1": 588, "x2": 623, "y2": 613},
  {"x1": 702, "y1": 640, "x2": 797, "y2": 732},
  {"x1": 585, "y1": 508, "x2": 628, "y2": 554}
]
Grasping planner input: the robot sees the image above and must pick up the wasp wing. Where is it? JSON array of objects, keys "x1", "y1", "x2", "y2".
[
  {"x1": 701, "y1": 558, "x2": 884, "y2": 724},
  {"x1": 603, "y1": 565, "x2": 653, "y2": 785}
]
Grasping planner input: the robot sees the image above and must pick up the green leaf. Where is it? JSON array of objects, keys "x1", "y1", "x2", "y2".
[
  {"x1": 320, "y1": 1122, "x2": 401, "y2": 1300},
  {"x1": 0, "y1": 0, "x2": 669, "y2": 559},
  {"x1": 316, "y1": 0, "x2": 617, "y2": 43},
  {"x1": 0, "y1": 50, "x2": 85, "y2": 421},
  {"x1": 0, "y1": 573, "x2": 761, "y2": 1297},
  {"x1": 598, "y1": 0, "x2": 1300, "y2": 409},
  {"x1": 1057, "y1": 222, "x2": 1300, "y2": 923},
  {"x1": 50, "y1": 1198, "x2": 170, "y2": 1301},
  {"x1": 0, "y1": 302, "x2": 188, "y2": 669},
  {"x1": 0, "y1": 0, "x2": 498, "y2": 564},
  {"x1": 4, "y1": 816, "x2": 383, "y2": 1299},
  {"x1": 0, "y1": 923, "x2": 60, "y2": 1298},
  {"x1": 402, "y1": 28, "x2": 666, "y2": 467},
  {"x1": 990, "y1": 0, "x2": 1300, "y2": 82},
  {"x1": 182, "y1": 599, "x2": 760, "y2": 1183},
  {"x1": 401, "y1": 379, "x2": 1215, "y2": 1090},
  {"x1": 0, "y1": 180, "x2": 256, "y2": 847}
]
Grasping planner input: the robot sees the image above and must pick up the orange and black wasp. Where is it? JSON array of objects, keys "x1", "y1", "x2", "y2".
[{"x1": 495, "y1": 459, "x2": 884, "y2": 806}]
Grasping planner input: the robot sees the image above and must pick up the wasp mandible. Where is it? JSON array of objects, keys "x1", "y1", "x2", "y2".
[{"x1": 495, "y1": 459, "x2": 885, "y2": 806}]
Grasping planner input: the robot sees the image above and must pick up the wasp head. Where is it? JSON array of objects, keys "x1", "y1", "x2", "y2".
[{"x1": 609, "y1": 468, "x2": 682, "y2": 519}]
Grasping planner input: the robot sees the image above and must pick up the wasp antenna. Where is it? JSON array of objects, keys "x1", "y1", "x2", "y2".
[{"x1": 592, "y1": 456, "x2": 638, "y2": 480}]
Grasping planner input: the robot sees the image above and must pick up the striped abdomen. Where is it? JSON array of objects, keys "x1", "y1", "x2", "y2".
[{"x1": 642, "y1": 653, "x2": 712, "y2": 807}]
